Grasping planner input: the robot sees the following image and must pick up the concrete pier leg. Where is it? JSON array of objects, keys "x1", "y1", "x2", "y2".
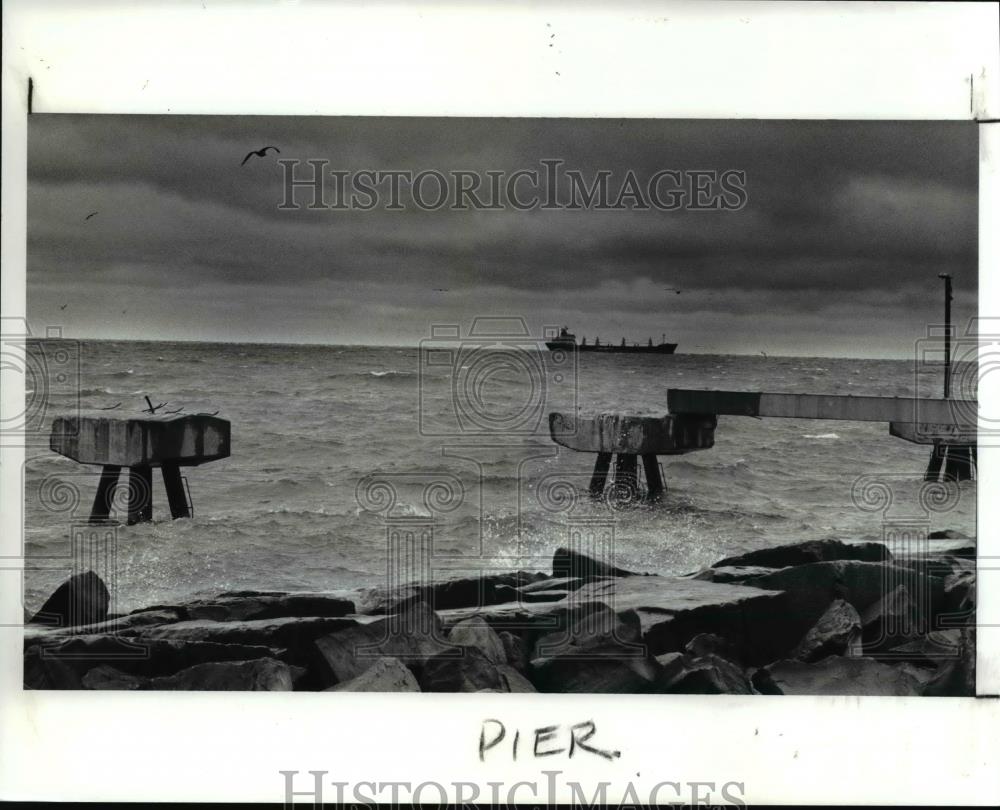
[
  {"x1": 589, "y1": 452, "x2": 612, "y2": 497},
  {"x1": 127, "y1": 465, "x2": 153, "y2": 525},
  {"x1": 89, "y1": 464, "x2": 121, "y2": 523},
  {"x1": 946, "y1": 445, "x2": 974, "y2": 482},
  {"x1": 642, "y1": 454, "x2": 664, "y2": 501},
  {"x1": 162, "y1": 463, "x2": 191, "y2": 519},
  {"x1": 614, "y1": 453, "x2": 638, "y2": 498},
  {"x1": 924, "y1": 443, "x2": 945, "y2": 482}
]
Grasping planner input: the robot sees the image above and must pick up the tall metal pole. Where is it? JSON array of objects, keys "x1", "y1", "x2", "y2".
[{"x1": 938, "y1": 273, "x2": 953, "y2": 398}]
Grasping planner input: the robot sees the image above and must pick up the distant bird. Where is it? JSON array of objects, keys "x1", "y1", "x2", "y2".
[
  {"x1": 84, "y1": 211, "x2": 98, "y2": 220},
  {"x1": 663, "y1": 287, "x2": 682, "y2": 294},
  {"x1": 240, "y1": 146, "x2": 280, "y2": 166},
  {"x1": 433, "y1": 288, "x2": 449, "y2": 292},
  {"x1": 760, "y1": 350, "x2": 768, "y2": 358},
  {"x1": 121, "y1": 309, "x2": 127, "y2": 314},
  {"x1": 59, "y1": 304, "x2": 68, "y2": 310}
]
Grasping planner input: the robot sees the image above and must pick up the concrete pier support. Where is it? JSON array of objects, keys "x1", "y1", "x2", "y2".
[
  {"x1": 50, "y1": 413, "x2": 229, "y2": 524},
  {"x1": 127, "y1": 465, "x2": 153, "y2": 525},
  {"x1": 588, "y1": 452, "x2": 612, "y2": 498},
  {"x1": 162, "y1": 463, "x2": 191, "y2": 519},
  {"x1": 642, "y1": 454, "x2": 665, "y2": 500},
  {"x1": 614, "y1": 453, "x2": 638, "y2": 499},
  {"x1": 90, "y1": 465, "x2": 121, "y2": 523},
  {"x1": 550, "y1": 412, "x2": 716, "y2": 504}
]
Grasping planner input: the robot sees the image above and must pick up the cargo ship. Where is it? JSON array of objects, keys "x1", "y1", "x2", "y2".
[{"x1": 545, "y1": 327, "x2": 677, "y2": 354}]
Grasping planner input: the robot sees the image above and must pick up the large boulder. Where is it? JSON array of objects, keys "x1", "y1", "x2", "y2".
[
  {"x1": 313, "y1": 601, "x2": 455, "y2": 687},
  {"x1": 753, "y1": 656, "x2": 924, "y2": 696},
  {"x1": 23, "y1": 645, "x2": 85, "y2": 689},
  {"x1": 498, "y1": 631, "x2": 529, "y2": 672},
  {"x1": 24, "y1": 608, "x2": 183, "y2": 641},
  {"x1": 519, "y1": 576, "x2": 595, "y2": 594},
  {"x1": 656, "y1": 652, "x2": 752, "y2": 694},
  {"x1": 420, "y1": 646, "x2": 503, "y2": 692},
  {"x1": 28, "y1": 571, "x2": 110, "y2": 628},
  {"x1": 529, "y1": 602, "x2": 660, "y2": 693},
  {"x1": 859, "y1": 585, "x2": 920, "y2": 653},
  {"x1": 711, "y1": 539, "x2": 891, "y2": 569},
  {"x1": 25, "y1": 633, "x2": 284, "y2": 680},
  {"x1": 874, "y1": 629, "x2": 962, "y2": 666},
  {"x1": 354, "y1": 572, "x2": 547, "y2": 615},
  {"x1": 942, "y1": 569, "x2": 975, "y2": 619},
  {"x1": 744, "y1": 561, "x2": 945, "y2": 651},
  {"x1": 147, "y1": 658, "x2": 298, "y2": 690},
  {"x1": 551, "y1": 547, "x2": 641, "y2": 579},
  {"x1": 449, "y1": 617, "x2": 507, "y2": 665},
  {"x1": 325, "y1": 657, "x2": 420, "y2": 692},
  {"x1": 496, "y1": 665, "x2": 537, "y2": 692},
  {"x1": 180, "y1": 593, "x2": 355, "y2": 623},
  {"x1": 683, "y1": 633, "x2": 742, "y2": 662},
  {"x1": 922, "y1": 628, "x2": 975, "y2": 697},
  {"x1": 692, "y1": 565, "x2": 780, "y2": 584},
  {"x1": 569, "y1": 575, "x2": 789, "y2": 666},
  {"x1": 81, "y1": 665, "x2": 148, "y2": 690},
  {"x1": 792, "y1": 599, "x2": 862, "y2": 662},
  {"x1": 131, "y1": 615, "x2": 365, "y2": 668}
]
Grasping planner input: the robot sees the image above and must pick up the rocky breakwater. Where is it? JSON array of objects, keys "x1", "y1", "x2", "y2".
[{"x1": 23, "y1": 537, "x2": 975, "y2": 694}]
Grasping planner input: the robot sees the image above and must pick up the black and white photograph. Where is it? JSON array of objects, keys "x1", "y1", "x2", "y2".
[
  {"x1": 20, "y1": 113, "x2": 980, "y2": 696},
  {"x1": 2, "y1": 1, "x2": 998, "y2": 806}
]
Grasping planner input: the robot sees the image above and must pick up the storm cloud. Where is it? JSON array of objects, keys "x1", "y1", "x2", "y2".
[{"x1": 27, "y1": 116, "x2": 977, "y2": 357}]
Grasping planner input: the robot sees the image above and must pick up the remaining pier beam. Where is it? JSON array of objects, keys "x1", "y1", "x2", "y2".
[{"x1": 667, "y1": 389, "x2": 976, "y2": 428}]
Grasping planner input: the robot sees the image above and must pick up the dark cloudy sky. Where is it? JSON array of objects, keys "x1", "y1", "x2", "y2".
[{"x1": 27, "y1": 116, "x2": 977, "y2": 358}]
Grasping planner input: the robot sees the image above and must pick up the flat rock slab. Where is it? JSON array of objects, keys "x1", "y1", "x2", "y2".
[
  {"x1": 131, "y1": 616, "x2": 366, "y2": 668},
  {"x1": 24, "y1": 634, "x2": 284, "y2": 681},
  {"x1": 753, "y1": 656, "x2": 925, "y2": 696},
  {"x1": 178, "y1": 594, "x2": 355, "y2": 623},
  {"x1": 692, "y1": 565, "x2": 780, "y2": 584},
  {"x1": 50, "y1": 414, "x2": 230, "y2": 467},
  {"x1": 325, "y1": 657, "x2": 421, "y2": 692},
  {"x1": 353, "y1": 572, "x2": 547, "y2": 615},
  {"x1": 23, "y1": 608, "x2": 184, "y2": 643},
  {"x1": 440, "y1": 576, "x2": 788, "y2": 667},
  {"x1": 711, "y1": 538, "x2": 891, "y2": 569},
  {"x1": 549, "y1": 412, "x2": 715, "y2": 455},
  {"x1": 147, "y1": 657, "x2": 298, "y2": 691},
  {"x1": 744, "y1": 561, "x2": 946, "y2": 647},
  {"x1": 570, "y1": 577, "x2": 788, "y2": 664},
  {"x1": 314, "y1": 604, "x2": 458, "y2": 685}
]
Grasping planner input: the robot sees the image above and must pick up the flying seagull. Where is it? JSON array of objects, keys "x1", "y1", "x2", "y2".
[
  {"x1": 240, "y1": 146, "x2": 280, "y2": 166},
  {"x1": 84, "y1": 211, "x2": 98, "y2": 220},
  {"x1": 59, "y1": 304, "x2": 68, "y2": 310}
]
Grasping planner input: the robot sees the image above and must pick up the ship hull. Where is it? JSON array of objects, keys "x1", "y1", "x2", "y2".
[{"x1": 545, "y1": 341, "x2": 678, "y2": 354}]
